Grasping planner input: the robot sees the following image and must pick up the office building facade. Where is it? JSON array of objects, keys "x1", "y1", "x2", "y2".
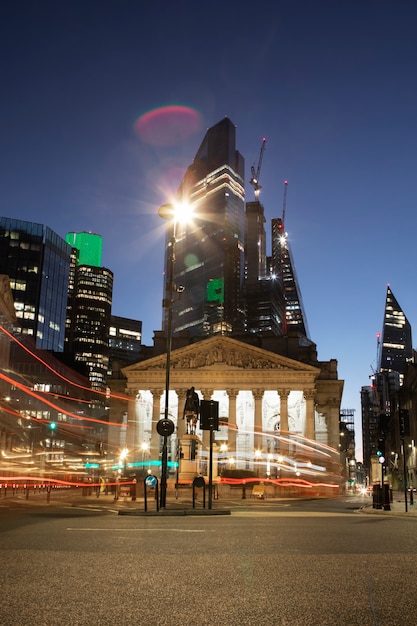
[
  {"x1": 163, "y1": 117, "x2": 246, "y2": 337},
  {"x1": 379, "y1": 285, "x2": 412, "y2": 377},
  {"x1": 109, "y1": 315, "x2": 142, "y2": 374},
  {"x1": 271, "y1": 217, "x2": 309, "y2": 338},
  {"x1": 65, "y1": 232, "x2": 113, "y2": 393},
  {"x1": 244, "y1": 200, "x2": 285, "y2": 336},
  {"x1": 0, "y1": 217, "x2": 71, "y2": 351}
]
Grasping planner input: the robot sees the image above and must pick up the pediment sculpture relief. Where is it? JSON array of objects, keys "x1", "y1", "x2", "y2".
[{"x1": 146, "y1": 347, "x2": 286, "y2": 370}]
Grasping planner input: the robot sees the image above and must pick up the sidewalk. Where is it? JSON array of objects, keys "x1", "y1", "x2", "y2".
[
  {"x1": 0, "y1": 488, "x2": 232, "y2": 514},
  {"x1": 3, "y1": 489, "x2": 417, "y2": 517},
  {"x1": 358, "y1": 494, "x2": 417, "y2": 517}
]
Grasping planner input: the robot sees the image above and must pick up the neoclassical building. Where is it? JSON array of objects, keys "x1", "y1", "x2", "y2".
[{"x1": 118, "y1": 335, "x2": 343, "y2": 475}]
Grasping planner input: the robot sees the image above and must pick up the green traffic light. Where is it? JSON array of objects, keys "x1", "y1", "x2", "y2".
[{"x1": 49, "y1": 422, "x2": 57, "y2": 430}]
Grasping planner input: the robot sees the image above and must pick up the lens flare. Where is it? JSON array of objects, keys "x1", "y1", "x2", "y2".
[{"x1": 134, "y1": 105, "x2": 202, "y2": 146}]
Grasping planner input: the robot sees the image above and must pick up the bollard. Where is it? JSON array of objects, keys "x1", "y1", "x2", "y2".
[
  {"x1": 131, "y1": 479, "x2": 137, "y2": 501},
  {"x1": 383, "y1": 484, "x2": 391, "y2": 511},
  {"x1": 242, "y1": 480, "x2": 246, "y2": 499}
]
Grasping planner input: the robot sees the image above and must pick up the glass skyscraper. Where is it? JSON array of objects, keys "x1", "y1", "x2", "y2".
[
  {"x1": 379, "y1": 285, "x2": 412, "y2": 376},
  {"x1": 0, "y1": 217, "x2": 71, "y2": 351},
  {"x1": 271, "y1": 216, "x2": 309, "y2": 338},
  {"x1": 65, "y1": 232, "x2": 113, "y2": 392},
  {"x1": 244, "y1": 200, "x2": 285, "y2": 336},
  {"x1": 163, "y1": 117, "x2": 246, "y2": 337}
]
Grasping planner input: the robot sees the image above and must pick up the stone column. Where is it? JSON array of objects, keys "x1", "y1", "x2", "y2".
[
  {"x1": 176, "y1": 389, "x2": 187, "y2": 439},
  {"x1": 326, "y1": 397, "x2": 341, "y2": 451},
  {"x1": 225, "y1": 388, "x2": 239, "y2": 454},
  {"x1": 253, "y1": 389, "x2": 264, "y2": 451},
  {"x1": 149, "y1": 389, "x2": 163, "y2": 464},
  {"x1": 277, "y1": 388, "x2": 291, "y2": 457},
  {"x1": 125, "y1": 390, "x2": 137, "y2": 455},
  {"x1": 304, "y1": 389, "x2": 316, "y2": 440},
  {"x1": 277, "y1": 389, "x2": 291, "y2": 433},
  {"x1": 200, "y1": 389, "x2": 213, "y2": 451}
]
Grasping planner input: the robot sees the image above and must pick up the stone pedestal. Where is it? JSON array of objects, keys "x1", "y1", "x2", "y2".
[{"x1": 178, "y1": 434, "x2": 203, "y2": 481}]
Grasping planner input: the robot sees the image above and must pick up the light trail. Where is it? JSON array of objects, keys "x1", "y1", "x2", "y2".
[
  {"x1": 0, "y1": 325, "x2": 131, "y2": 402},
  {"x1": 0, "y1": 371, "x2": 123, "y2": 427}
]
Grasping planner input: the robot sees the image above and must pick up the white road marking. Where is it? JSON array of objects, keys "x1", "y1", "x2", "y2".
[{"x1": 66, "y1": 527, "x2": 208, "y2": 532}]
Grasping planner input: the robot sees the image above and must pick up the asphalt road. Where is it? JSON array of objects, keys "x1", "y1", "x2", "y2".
[{"x1": 0, "y1": 496, "x2": 416, "y2": 626}]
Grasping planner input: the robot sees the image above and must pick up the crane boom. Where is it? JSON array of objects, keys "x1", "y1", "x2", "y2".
[
  {"x1": 282, "y1": 180, "x2": 288, "y2": 225},
  {"x1": 250, "y1": 137, "x2": 266, "y2": 199}
]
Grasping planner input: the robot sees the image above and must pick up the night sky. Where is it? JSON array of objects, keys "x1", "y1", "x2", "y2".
[{"x1": 2, "y1": 1, "x2": 417, "y2": 460}]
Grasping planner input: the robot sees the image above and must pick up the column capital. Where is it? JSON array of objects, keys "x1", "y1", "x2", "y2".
[
  {"x1": 277, "y1": 388, "x2": 291, "y2": 399},
  {"x1": 149, "y1": 388, "x2": 163, "y2": 397},
  {"x1": 200, "y1": 389, "x2": 213, "y2": 399},
  {"x1": 303, "y1": 389, "x2": 316, "y2": 401},
  {"x1": 225, "y1": 388, "x2": 239, "y2": 399},
  {"x1": 253, "y1": 389, "x2": 264, "y2": 401}
]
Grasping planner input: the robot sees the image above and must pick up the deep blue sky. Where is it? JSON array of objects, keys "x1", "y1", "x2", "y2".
[{"x1": 2, "y1": 1, "x2": 417, "y2": 460}]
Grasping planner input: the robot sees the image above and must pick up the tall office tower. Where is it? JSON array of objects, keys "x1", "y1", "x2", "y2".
[
  {"x1": 378, "y1": 286, "x2": 412, "y2": 378},
  {"x1": 163, "y1": 117, "x2": 246, "y2": 337},
  {"x1": 361, "y1": 384, "x2": 380, "y2": 475},
  {"x1": 244, "y1": 201, "x2": 285, "y2": 335},
  {"x1": 271, "y1": 216, "x2": 309, "y2": 338},
  {"x1": 108, "y1": 315, "x2": 142, "y2": 374},
  {"x1": 65, "y1": 232, "x2": 113, "y2": 392},
  {"x1": 0, "y1": 217, "x2": 71, "y2": 351}
]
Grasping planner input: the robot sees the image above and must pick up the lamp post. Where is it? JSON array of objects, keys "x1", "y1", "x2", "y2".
[
  {"x1": 119, "y1": 447, "x2": 128, "y2": 477},
  {"x1": 254, "y1": 449, "x2": 261, "y2": 477},
  {"x1": 157, "y1": 202, "x2": 192, "y2": 508},
  {"x1": 141, "y1": 441, "x2": 149, "y2": 471}
]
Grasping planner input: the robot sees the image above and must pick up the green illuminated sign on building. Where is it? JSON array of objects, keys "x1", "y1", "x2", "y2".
[
  {"x1": 66, "y1": 232, "x2": 103, "y2": 267},
  {"x1": 206, "y1": 278, "x2": 224, "y2": 304}
]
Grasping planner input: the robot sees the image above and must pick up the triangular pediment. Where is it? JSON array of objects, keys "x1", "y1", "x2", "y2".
[{"x1": 122, "y1": 335, "x2": 319, "y2": 375}]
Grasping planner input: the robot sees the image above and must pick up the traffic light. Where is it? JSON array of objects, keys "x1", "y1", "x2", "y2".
[
  {"x1": 49, "y1": 422, "x2": 57, "y2": 431},
  {"x1": 400, "y1": 409, "x2": 410, "y2": 437},
  {"x1": 376, "y1": 438, "x2": 385, "y2": 463},
  {"x1": 200, "y1": 400, "x2": 219, "y2": 431}
]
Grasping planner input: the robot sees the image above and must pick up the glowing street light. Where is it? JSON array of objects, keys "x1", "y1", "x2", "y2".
[
  {"x1": 157, "y1": 201, "x2": 193, "y2": 509},
  {"x1": 119, "y1": 447, "x2": 129, "y2": 476},
  {"x1": 254, "y1": 448, "x2": 262, "y2": 477},
  {"x1": 141, "y1": 441, "x2": 149, "y2": 470},
  {"x1": 219, "y1": 443, "x2": 228, "y2": 476}
]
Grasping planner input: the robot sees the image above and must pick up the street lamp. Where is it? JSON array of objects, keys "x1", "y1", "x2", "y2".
[
  {"x1": 119, "y1": 447, "x2": 129, "y2": 476},
  {"x1": 157, "y1": 201, "x2": 192, "y2": 509},
  {"x1": 141, "y1": 441, "x2": 149, "y2": 470},
  {"x1": 219, "y1": 443, "x2": 228, "y2": 476},
  {"x1": 254, "y1": 448, "x2": 262, "y2": 477}
]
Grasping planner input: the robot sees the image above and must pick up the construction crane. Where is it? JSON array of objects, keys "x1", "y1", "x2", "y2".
[
  {"x1": 281, "y1": 179, "x2": 288, "y2": 225},
  {"x1": 250, "y1": 137, "x2": 266, "y2": 199}
]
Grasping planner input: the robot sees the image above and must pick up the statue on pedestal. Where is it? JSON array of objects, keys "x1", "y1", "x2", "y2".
[{"x1": 183, "y1": 386, "x2": 199, "y2": 435}]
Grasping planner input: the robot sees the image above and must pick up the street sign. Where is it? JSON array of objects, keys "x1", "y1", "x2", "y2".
[
  {"x1": 145, "y1": 475, "x2": 157, "y2": 488},
  {"x1": 157, "y1": 418, "x2": 175, "y2": 436}
]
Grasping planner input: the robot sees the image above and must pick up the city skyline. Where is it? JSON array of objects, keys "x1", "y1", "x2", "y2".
[{"x1": 2, "y1": 2, "x2": 417, "y2": 460}]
